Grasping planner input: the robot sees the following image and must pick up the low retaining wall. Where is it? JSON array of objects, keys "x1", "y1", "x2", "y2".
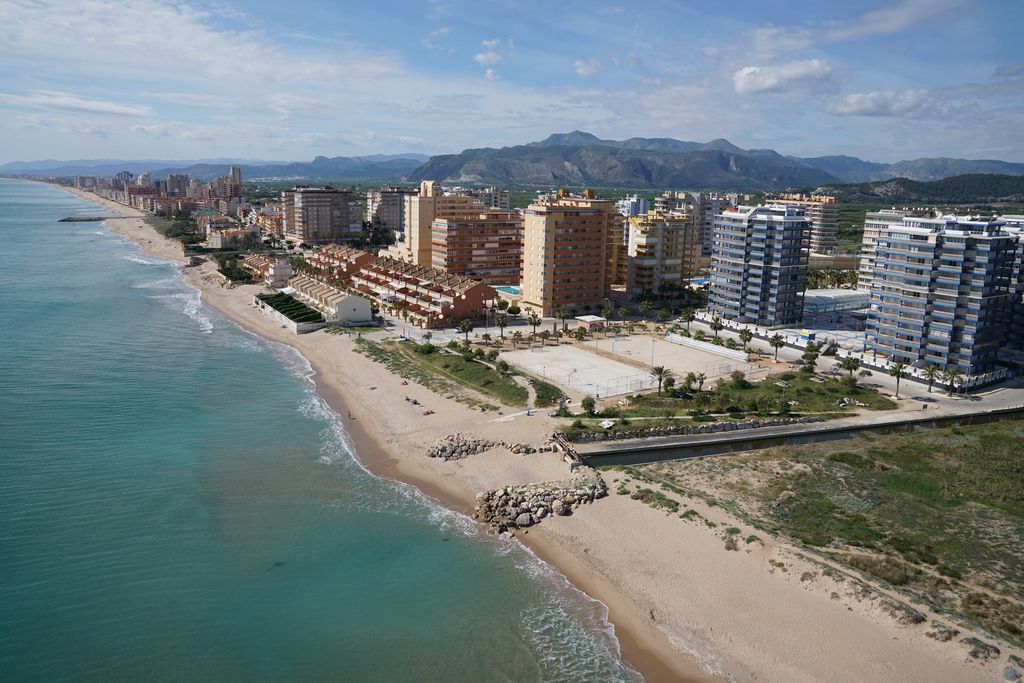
[
  {"x1": 566, "y1": 416, "x2": 820, "y2": 443},
  {"x1": 665, "y1": 332, "x2": 749, "y2": 362}
]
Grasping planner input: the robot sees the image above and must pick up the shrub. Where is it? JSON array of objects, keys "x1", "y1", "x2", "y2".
[
  {"x1": 581, "y1": 395, "x2": 596, "y2": 415},
  {"x1": 572, "y1": 418, "x2": 586, "y2": 429}
]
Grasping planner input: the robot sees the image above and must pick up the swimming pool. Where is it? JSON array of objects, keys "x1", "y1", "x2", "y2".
[{"x1": 494, "y1": 285, "x2": 522, "y2": 296}]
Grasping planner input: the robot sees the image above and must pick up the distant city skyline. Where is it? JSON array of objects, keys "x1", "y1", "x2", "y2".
[{"x1": 1, "y1": 0, "x2": 1022, "y2": 164}]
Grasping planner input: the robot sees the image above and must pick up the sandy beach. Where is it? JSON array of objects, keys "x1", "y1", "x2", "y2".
[{"x1": 58, "y1": 183, "x2": 1011, "y2": 682}]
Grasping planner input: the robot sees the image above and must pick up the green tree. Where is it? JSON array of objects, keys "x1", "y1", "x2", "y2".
[
  {"x1": 422, "y1": 331, "x2": 433, "y2": 345},
  {"x1": 556, "y1": 306, "x2": 570, "y2": 330},
  {"x1": 651, "y1": 366, "x2": 673, "y2": 395},
  {"x1": 836, "y1": 356, "x2": 861, "y2": 377},
  {"x1": 639, "y1": 300, "x2": 653, "y2": 320},
  {"x1": 581, "y1": 395, "x2": 596, "y2": 415},
  {"x1": 770, "y1": 334, "x2": 785, "y2": 360},
  {"x1": 710, "y1": 317, "x2": 724, "y2": 341},
  {"x1": 507, "y1": 303, "x2": 521, "y2": 317},
  {"x1": 511, "y1": 330, "x2": 523, "y2": 348},
  {"x1": 738, "y1": 328, "x2": 753, "y2": 348},
  {"x1": 695, "y1": 372, "x2": 707, "y2": 392},
  {"x1": 601, "y1": 304, "x2": 614, "y2": 321},
  {"x1": 528, "y1": 311, "x2": 541, "y2": 335},
  {"x1": 618, "y1": 305, "x2": 631, "y2": 320},
  {"x1": 539, "y1": 330, "x2": 551, "y2": 346},
  {"x1": 495, "y1": 312, "x2": 508, "y2": 340},
  {"x1": 459, "y1": 318, "x2": 474, "y2": 342},
  {"x1": 888, "y1": 362, "x2": 908, "y2": 399},
  {"x1": 682, "y1": 307, "x2": 696, "y2": 332},
  {"x1": 942, "y1": 367, "x2": 963, "y2": 396},
  {"x1": 657, "y1": 307, "x2": 671, "y2": 323},
  {"x1": 922, "y1": 364, "x2": 940, "y2": 393}
]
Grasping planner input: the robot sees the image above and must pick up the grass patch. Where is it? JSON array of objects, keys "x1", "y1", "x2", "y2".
[{"x1": 356, "y1": 339, "x2": 527, "y2": 409}]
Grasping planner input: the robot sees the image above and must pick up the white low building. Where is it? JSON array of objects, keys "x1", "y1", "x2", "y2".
[{"x1": 288, "y1": 275, "x2": 374, "y2": 325}]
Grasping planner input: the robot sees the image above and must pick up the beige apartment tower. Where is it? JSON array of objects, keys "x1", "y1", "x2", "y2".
[
  {"x1": 627, "y1": 210, "x2": 702, "y2": 295},
  {"x1": 521, "y1": 191, "x2": 613, "y2": 316},
  {"x1": 771, "y1": 193, "x2": 839, "y2": 254},
  {"x1": 281, "y1": 187, "x2": 362, "y2": 245},
  {"x1": 389, "y1": 181, "x2": 489, "y2": 266}
]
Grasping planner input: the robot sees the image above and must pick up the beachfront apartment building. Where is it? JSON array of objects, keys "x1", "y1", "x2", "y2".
[
  {"x1": 520, "y1": 190, "x2": 613, "y2": 317},
  {"x1": 430, "y1": 211, "x2": 524, "y2": 286},
  {"x1": 616, "y1": 195, "x2": 650, "y2": 217},
  {"x1": 626, "y1": 210, "x2": 703, "y2": 296},
  {"x1": 349, "y1": 256, "x2": 495, "y2": 328},
  {"x1": 708, "y1": 204, "x2": 811, "y2": 327},
  {"x1": 857, "y1": 209, "x2": 923, "y2": 290},
  {"x1": 770, "y1": 193, "x2": 839, "y2": 255},
  {"x1": 864, "y1": 215, "x2": 1017, "y2": 376},
  {"x1": 365, "y1": 186, "x2": 419, "y2": 232},
  {"x1": 281, "y1": 187, "x2": 362, "y2": 245}
]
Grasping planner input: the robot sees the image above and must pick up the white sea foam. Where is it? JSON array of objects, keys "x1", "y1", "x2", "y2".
[
  {"x1": 123, "y1": 255, "x2": 156, "y2": 265},
  {"x1": 148, "y1": 291, "x2": 214, "y2": 334},
  {"x1": 132, "y1": 277, "x2": 178, "y2": 290}
]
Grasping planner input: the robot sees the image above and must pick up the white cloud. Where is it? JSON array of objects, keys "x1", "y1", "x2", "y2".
[
  {"x1": 748, "y1": 25, "x2": 814, "y2": 59},
  {"x1": 484, "y1": 68, "x2": 500, "y2": 81},
  {"x1": 474, "y1": 39, "x2": 502, "y2": 66},
  {"x1": 0, "y1": 90, "x2": 153, "y2": 116},
  {"x1": 826, "y1": 89, "x2": 948, "y2": 117},
  {"x1": 573, "y1": 58, "x2": 600, "y2": 77},
  {"x1": 421, "y1": 26, "x2": 451, "y2": 49},
  {"x1": 732, "y1": 60, "x2": 833, "y2": 95},
  {"x1": 826, "y1": 0, "x2": 972, "y2": 42}
]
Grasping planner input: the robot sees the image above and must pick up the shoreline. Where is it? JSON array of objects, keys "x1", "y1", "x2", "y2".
[
  {"x1": 50, "y1": 182, "x2": 1014, "y2": 683},
  {"x1": 53, "y1": 183, "x2": 707, "y2": 683}
]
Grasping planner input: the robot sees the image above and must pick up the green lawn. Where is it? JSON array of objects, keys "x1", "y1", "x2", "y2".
[{"x1": 356, "y1": 340, "x2": 527, "y2": 409}]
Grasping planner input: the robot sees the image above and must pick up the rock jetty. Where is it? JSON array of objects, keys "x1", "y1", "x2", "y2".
[
  {"x1": 426, "y1": 433, "x2": 558, "y2": 460},
  {"x1": 473, "y1": 472, "x2": 608, "y2": 532}
]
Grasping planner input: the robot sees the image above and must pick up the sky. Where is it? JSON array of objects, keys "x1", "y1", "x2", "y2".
[{"x1": 1, "y1": 0, "x2": 1022, "y2": 164}]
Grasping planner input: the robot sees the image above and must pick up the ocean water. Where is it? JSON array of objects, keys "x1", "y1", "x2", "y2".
[{"x1": 0, "y1": 179, "x2": 639, "y2": 682}]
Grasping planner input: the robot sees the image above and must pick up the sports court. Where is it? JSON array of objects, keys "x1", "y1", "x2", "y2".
[
  {"x1": 502, "y1": 345, "x2": 655, "y2": 397},
  {"x1": 592, "y1": 334, "x2": 766, "y2": 383}
]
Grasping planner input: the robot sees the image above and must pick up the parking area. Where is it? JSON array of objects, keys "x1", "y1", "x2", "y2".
[
  {"x1": 593, "y1": 334, "x2": 766, "y2": 383},
  {"x1": 502, "y1": 345, "x2": 655, "y2": 397}
]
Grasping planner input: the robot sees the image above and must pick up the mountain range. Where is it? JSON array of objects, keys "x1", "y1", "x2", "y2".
[
  {"x1": 4, "y1": 133, "x2": 1024, "y2": 190},
  {"x1": 0, "y1": 154, "x2": 430, "y2": 181},
  {"x1": 409, "y1": 132, "x2": 1024, "y2": 190}
]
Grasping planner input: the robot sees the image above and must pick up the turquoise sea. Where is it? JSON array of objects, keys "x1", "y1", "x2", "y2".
[{"x1": 0, "y1": 179, "x2": 638, "y2": 681}]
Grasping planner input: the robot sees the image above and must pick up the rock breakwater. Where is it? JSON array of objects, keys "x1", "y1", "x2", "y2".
[{"x1": 473, "y1": 472, "x2": 608, "y2": 532}]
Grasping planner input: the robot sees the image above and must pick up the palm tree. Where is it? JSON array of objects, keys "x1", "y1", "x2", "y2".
[
  {"x1": 539, "y1": 330, "x2": 551, "y2": 346},
  {"x1": 769, "y1": 333, "x2": 785, "y2": 360},
  {"x1": 682, "y1": 307, "x2": 695, "y2": 332},
  {"x1": 651, "y1": 366, "x2": 673, "y2": 395},
  {"x1": 922, "y1": 365, "x2": 941, "y2": 393},
  {"x1": 942, "y1": 367, "x2": 963, "y2": 396},
  {"x1": 527, "y1": 311, "x2": 541, "y2": 336},
  {"x1": 495, "y1": 312, "x2": 508, "y2": 340},
  {"x1": 888, "y1": 362, "x2": 908, "y2": 399},
  {"x1": 837, "y1": 356, "x2": 861, "y2": 377},
  {"x1": 511, "y1": 330, "x2": 523, "y2": 348},
  {"x1": 459, "y1": 318, "x2": 474, "y2": 342},
  {"x1": 738, "y1": 328, "x2": 753, "y2": 348},
  {"x1": 693, "y1": 329, "x2": 706, "y2": 342},
  {"x1": 528, "y1": 331, "x2": 537, "y2": 347},
  {"x1": 639, "y1": 300, "x2": 653, "y2": 320},
  {"x1": 695, "y1": 372, "x2": 707, "y2": 392},
  {"x1": 601, "y1": 304, "x2": 614, "y2": 321},
  {"x1": 710, "y1": 317, "x2": 724, "y2": 341},
  {"x1": 618, "y1": 305, "x2": 630, "y2": 320},
  {"x1": 556, "y1": 306, "x2": 570, "y2": 331},
  {"x1": 657, "y1": 307, "x2": 670, "y2": 323},
  {"x1": 422, "y1": 331, "x2": 433, "y2": 345}
]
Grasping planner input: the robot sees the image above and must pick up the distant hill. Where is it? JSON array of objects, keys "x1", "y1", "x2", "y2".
[
  {"x1": 877, "y1": 158, "x2": 1024, "y2": 182},
  {"x1": 0, "y1": 154, "x2": 430, "y2": 181},
  {"x1": 410, "y1": 138, "x2": 838, "y2": 191},
  {"x1": 410, "y1": 131, "x2": 1024, "y2": 189},
  {"x1": 813, "y1": 174, "x2": 1024, "y2": 204}
]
